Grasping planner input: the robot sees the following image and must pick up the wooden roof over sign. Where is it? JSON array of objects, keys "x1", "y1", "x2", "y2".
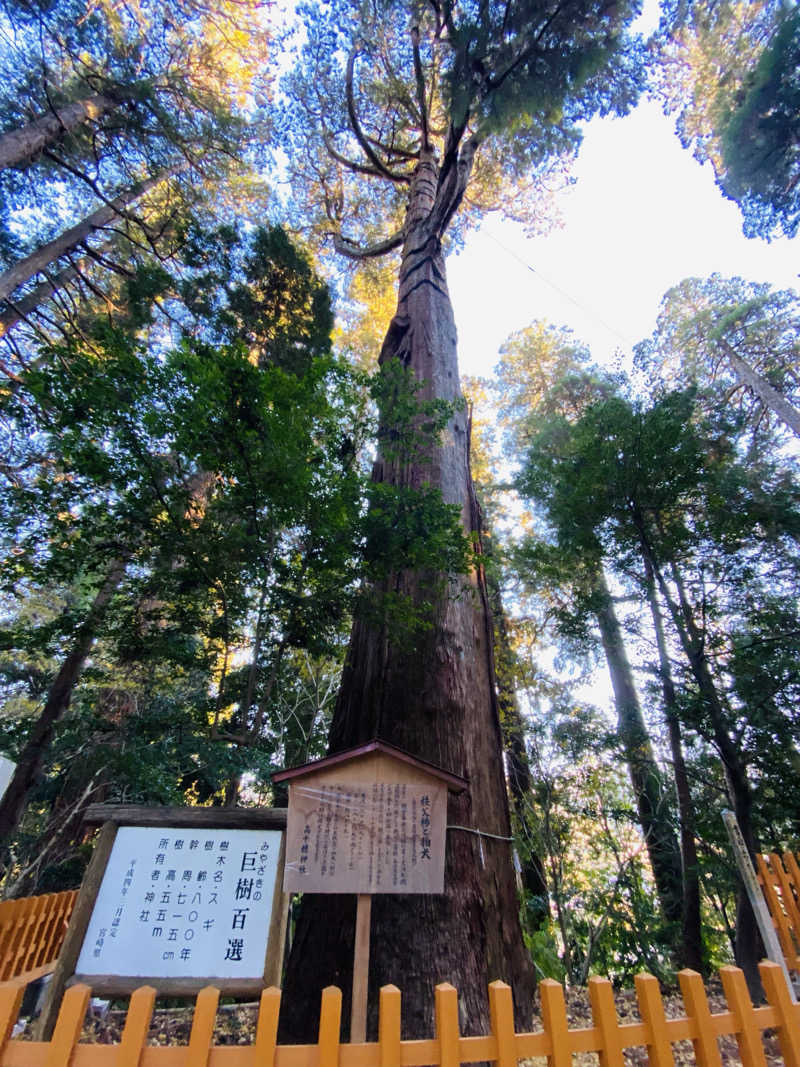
[{"x1": 272, "y1": 739, "x2": 468, "y2": 793}]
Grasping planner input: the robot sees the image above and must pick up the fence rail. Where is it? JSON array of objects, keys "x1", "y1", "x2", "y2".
[
  {"x1": 0, "y1": 891, "x2": 77, "y2": 983},
  {"x1": 758, "y1": 850, "x2": 800, "y2": 974},
  {"x1": 0, "y1": 960, "x2": 798, "y2": 1067}
]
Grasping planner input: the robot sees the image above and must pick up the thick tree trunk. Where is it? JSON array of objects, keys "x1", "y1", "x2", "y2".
[
  {"x1": 279, "y1": 151, "x2": 534, "y2": 1041},
  {"x1": 0, "y1": 94, "x2": 119, "y2": 172},
  {"x1": 592, "y1": 568, "x2": 684, "y2": 934},
  {"x1": 642, "y1": 558, "x2": 704, "y2": 973},
  {"x1": 0, "y1": 170, "x2": 171, "y2": 303},
  {"x1": 721, "y1": 338, "x2": 800, "y2": 438},
  {"x1": 0, "y1": 556, "x2": 128, "y2": 847}
]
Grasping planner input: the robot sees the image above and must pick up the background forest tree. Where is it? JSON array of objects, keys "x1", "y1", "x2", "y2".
[{"x1": 0, "y1": 0, "x2": 799, "y2": 1033}]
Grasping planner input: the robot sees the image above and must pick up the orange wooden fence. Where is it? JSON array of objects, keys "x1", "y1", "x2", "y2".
[
  {"x1": 0, "y1": 960, "x2": 797, "y2": 1067},
  {"x1": 758, "y1": 850, "x2": 800, "y2": 975},
  {"x1": 0, "y1": 891, "x2": 77, "y2": 983}
]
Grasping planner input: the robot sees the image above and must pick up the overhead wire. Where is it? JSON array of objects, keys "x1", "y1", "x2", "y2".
[{"x1": 480, "y1": 227, "x2": 637, "y2": 352}]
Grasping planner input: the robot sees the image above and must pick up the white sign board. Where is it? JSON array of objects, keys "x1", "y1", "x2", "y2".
[{"x1": 76, "y1": 826, "x2": 281, "y2": 979}]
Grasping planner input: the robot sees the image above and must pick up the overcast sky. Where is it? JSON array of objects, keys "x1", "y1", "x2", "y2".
[{"x1": 448, "y1": 98, "x2": 799, "y2": 381}]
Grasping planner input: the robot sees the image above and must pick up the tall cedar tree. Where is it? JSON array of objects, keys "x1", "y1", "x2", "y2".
[{"x1": 277, "y1": 0, "x2": 644, "y2": 1040}]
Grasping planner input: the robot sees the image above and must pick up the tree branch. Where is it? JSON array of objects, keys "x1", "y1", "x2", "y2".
[
  {"x1": 410, "y1": 27, "x2": 430, "y2": 153},
  {"x1": 345, "y1": 47, "x2": 409, "y2": 182},
  {"x1": 332, "y1": 228, "x2": 405, "y2": 260},
  {"x1": 322, "y1": 130, "x2": 408, "y2": 182}
]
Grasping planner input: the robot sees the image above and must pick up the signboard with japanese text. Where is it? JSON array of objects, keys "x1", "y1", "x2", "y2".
[
  {"x1": 282, "y1": 753, "x2": 448, "y2": 894},
  {"x1": 37, "y1": 806, "x2": 288, "y2": 1032},
  {"x1": 76, "y1": 826, "x2": 280, "y2": 979}
]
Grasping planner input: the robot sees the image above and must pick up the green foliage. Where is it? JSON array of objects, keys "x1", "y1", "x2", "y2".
[
  {"x1": 718, "y1": 7, "x2": 800, "y2": 238},
  {"x1": 654, "y1": 0, "x2": 798, "y2": 238},
  {"x1": 634, "y1": 274, "x2": 800, "y2": 447},
  {"x1": 278, "y1": 0, "x2": 645, "y2": 248},
  {"x1": 0, "y1": 220, "x2": 480, "y2": 889}
]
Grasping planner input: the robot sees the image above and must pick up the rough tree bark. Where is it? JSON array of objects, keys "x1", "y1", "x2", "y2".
[
  {"x1": 0, "y1": 555, "x2": 129, "y2": 847},
  {"x1": 592, "y1": 567, "x2": 684, "y2": 936},
  {"x1": 642, "y1": 556, "x2": 704, "y2": 973},
  {"x1": 0, "y1": 94, "x2": 119, "y2": 172},
  {"x1": 279, "y1": 150, "x2": 535, "y2": 1041}
]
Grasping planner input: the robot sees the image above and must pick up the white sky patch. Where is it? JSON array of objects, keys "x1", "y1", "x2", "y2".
[{"x1": 448, "y1": 100, "x2": 799, "y2": 379}]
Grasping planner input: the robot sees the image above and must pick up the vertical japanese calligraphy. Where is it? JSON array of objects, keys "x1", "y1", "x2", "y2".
[
  {"x1": 75, "y1": 827, "x2": 281, "y2": 978},
  {"x1": 284, "y1": 779, "x2": 446, "y2": 894}
]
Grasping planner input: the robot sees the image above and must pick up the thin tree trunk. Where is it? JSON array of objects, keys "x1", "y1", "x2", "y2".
[
  {"x1": 631, "y1": 511, "x2": 763, "y2": 997},
  {"x1": 0, "y1": 170, "x2": 172, "y2": 303},
  {"x1": 487, "y1": 566, "x2": 550, "y2": 931},
  {"x1": 721, "y1": 338, "x2": 800, "y2": 438},
  {"x1": 592, "y1": 567, "x2": 684, "y2": 935},
  {"x1": 279, "y1": 150, "x2": 534, "y2": 1041},
  {"x1": 0, "y1": 94, "x2": 119, "y2": 172},
  {"x1": 0, "y1": 556, "x2": 129, "y2": 846},
  {"x1": 0, "y1": 260, "x2": 85, "y2": 337},
  {"x1": 642, "y1": 556, "x2": 704, "y2": 972}
]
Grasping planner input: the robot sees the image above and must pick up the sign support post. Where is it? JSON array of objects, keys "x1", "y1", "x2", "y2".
[
  {"x1": 351, "y1": 893, "x2": 372, "y2": 1043},
  {"x1": 274, "y1": 740, "x2": 468, "y2": 1041}
]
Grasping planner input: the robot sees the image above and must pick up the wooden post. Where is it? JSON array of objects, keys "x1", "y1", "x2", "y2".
[
  {"x1": 36, "y1": 820, "x2": 118, "y2": 1040},
  {"x1": 721, "y1": 810, "x2": 797, "y2": 1001},
  {"x1": 350, "y1": 893, "x2": 372, "y2": 1043}
]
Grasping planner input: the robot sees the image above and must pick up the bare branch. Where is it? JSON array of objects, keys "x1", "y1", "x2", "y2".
[
  {"x1": 410, "y1": 27, "x2": 430, "y2": 153},
  {"x1": 345, "y1": 47, "x2": 409, "y2": 182},
  {"x1": 322, "y1": 130, "x2": 408, "y2": 182},
  {"x1": 333, "y1": 228, "x2": 405, "y2": 260}
]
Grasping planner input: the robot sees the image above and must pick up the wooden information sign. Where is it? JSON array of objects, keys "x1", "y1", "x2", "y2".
[
  {"x1": 38, "y1": 805, "x2": 288, "y2": 1038},
  {"x1": 274, "y1": 741, "x2": 466, "y2": 1042}
]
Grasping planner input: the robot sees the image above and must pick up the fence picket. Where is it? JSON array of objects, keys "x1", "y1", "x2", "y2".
[
  {"x1": 435, "y1": 983, "x2": 459, "y2": 1067},
  {"x1": 0, "y1": 891, "x2": 75, "y2": 982},
  {"x1": 759, "y1": 959, "x2": 800, "y2": 1067},
  {"x1": 588, "y1": 977, "x2": 625, "y2": 1067},
  {"x1": 36, "y1": 895, "x2": 63, "y2": 969},
  {"x1": 0, "y1": 982, "x2": 24, "y2": 1055},
  {"x1": 634, "y1": 973, "x2": 675, "y2": 1067},
  {"x1": 253, "y1": 986, "x2": 280, "y2": 1067},
  {"x1": 187, "y1": 986, "x2": 219, "y2": 1067},
  {"x1": 318, "y1": 986, "x2": 342, "y2": 1067},
  {"x1": 30, "y1": 896, "x2": 58, "y2": 970},
  {"x1": 757, "y1": 856, "x2": 797, "y2": 965},
  {"x1": 771, "y1": 853, "x2": 800, "y2": 955},
  {"x1": 378, "y1": 985, "x2": 401, "y2": 1067},
  {"x1": 679, "y1": 970, "x2": 722, "y2": 1067},
  {"x1": 488, "y1": 981, "x2": 516, "y2": 1067},
  {"x1": 783, "y1": 851, "x2": 800, "y2": 899},
  {"x1": 0, "y1": 963, "x2": 790, "y2": 1067},
  {"x1": 46, "y1": 983, "x2": 90, "y2": 1067},
  {"x1": 718, "y1": 965, "x2": 766, "y2": 1067},
  {"x1": 2, "y1": 900, "x2": 32, "y2": 981},
  {"x1": 0, "y1": 904, "x2": 17, "y2": 978},
  {"x1": 117, "y1": 985, "x2": 156, "y2": 1067},
  {"x1": 539, "y1": 979, "x2": 571, "y2": 1067}
]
